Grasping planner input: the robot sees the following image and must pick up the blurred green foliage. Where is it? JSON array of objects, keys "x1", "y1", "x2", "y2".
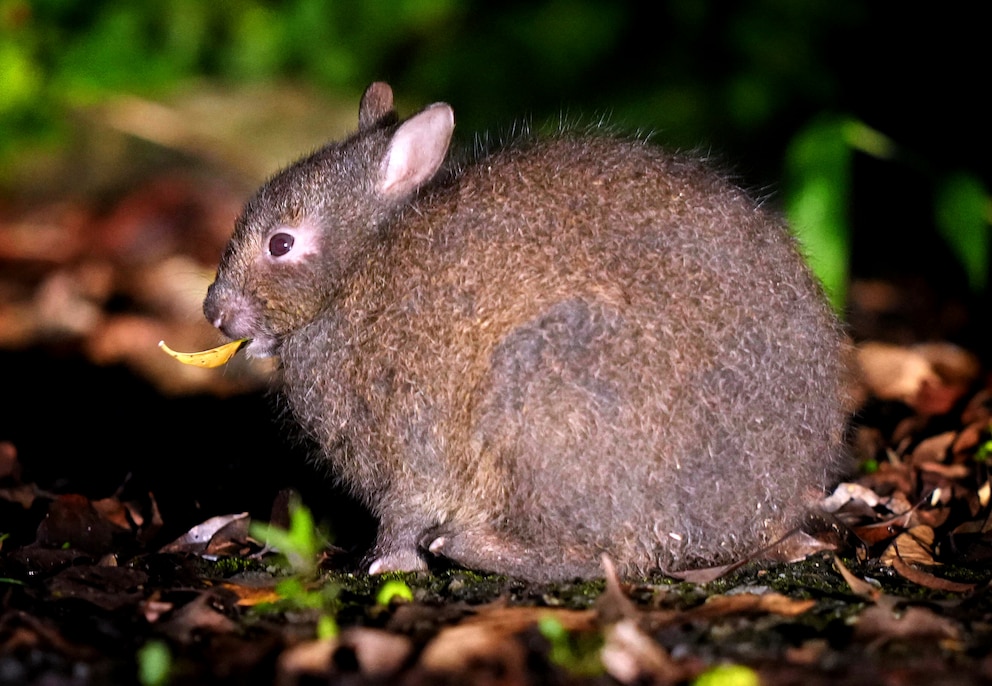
[
  {"x1": 935, "y1": 173, "x2": 992, "y2": 293},
  {"x1": 784, "y1": 117, "x2": 855, "y2": 308},
  {"x1": 0, "y1": 0, "x2": 461, "y2": 159},
  {"x1": 785, "y1": 116, "x2": 992, "y2": 310},
  {"x1": 0, "y1": 0, "x2": 855, "y2": 147},
  {"x1": 136, "y1": 640, "x2": 172, "y2": 686},
  {"x1": 1, "y1": 0, "x2": 989, "y2": 305}
]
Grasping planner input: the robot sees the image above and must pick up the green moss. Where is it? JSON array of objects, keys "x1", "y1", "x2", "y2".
[{"x1": 202, "y1": 555, "x2": 265, "y2": 577}]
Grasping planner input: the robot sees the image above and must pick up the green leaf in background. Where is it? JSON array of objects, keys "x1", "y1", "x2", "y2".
[
  {"x1": 693, "y1": 663, "x2": 760, "y2": 686},
  {"x1": 137, "y1": 640, "x2": 172, "y2": 686},
  {"x1": 934, "y1": 172, "x2": 991, "y2": 292},
  {"x1": 784, "y1": 115, "x2": 853, "y2": 310},
  {"x1": 0, "y1": 41, "x2": 41, "y2": 114},
  {"x1": 249, "y1": 497, "x2": 324, "y2": 577},
  {"x1": 537, "y1": 616, "x2": 604, "y2": 677},
  {"x1": 376, "y1": 579, "x2": 415, "y2": 606}
]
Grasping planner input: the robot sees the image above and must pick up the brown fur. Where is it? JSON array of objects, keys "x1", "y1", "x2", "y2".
[{"x1": 204, "y1": 82, "x2": 851, "y2": 581}]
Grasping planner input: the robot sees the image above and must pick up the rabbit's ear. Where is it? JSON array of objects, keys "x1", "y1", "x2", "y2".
[
  {"x1": 359, "y1": 82, "x2": 397, "y2": 130},
  {"x1": 378, "y1": 103, "x2": 454, "y2": 199}
]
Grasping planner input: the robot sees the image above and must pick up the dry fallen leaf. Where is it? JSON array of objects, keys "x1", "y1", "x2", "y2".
[
  {"x1": 854, "y1": 598, "x2": 961, "y2": 645},
  {"x1": 36, "y1": 494, "x2": 125, "y2": 555},
  {"x1": 601, "y1": 618, "x2": 681, "y2": 685},
  {"x1": 820, "y1": 482, "x2": 883, "y2": 513},
  {"x1": 686, "y1": 592, "x2": 817, "y2": 620},
  {"x1": 222, "y1": 582, "x2": 283, "y2": 607},
  {"x1": 337, "y1": 627, "x2": 414, "y2": 679},
  {"x1": 850, "y1": 512, "x2": 913, "y2": 546},
  {"x1": 857, "y1": 342, "x2": 940, "y2": 407},
  {"x1": 913, "y1": 342, "x2": 982, "y2": 389},
  {"x1": 594, "y1": 554, "x2": 683, "y2": 684},
  {"x1": 0, "y1": 442, "x2": 35, "y2": 509},
  {"x1": 158, "y1": 338, "x2": 247, "y2": 367},
  {"x1": 880, "y1": 525, "x2": 936, "y2": 567},
  {"x1": 46, "y1": 565, "x2": 149, "y2": 612},
  {"x1": 832, "y1": 555, "x2": 881, "y2": 601},
  {"x1": 664, "y1": 562, "x2": 742, "y2": 584},
  {"x1": 419, "y1": 605, "x2": 596, "y2": 676},
  {"x1": 855, "y1": 342, "x2": 977, "y2": 415},
  {"x1": 139, "y1": 594, "x2": 175, "y2": 623},
  {"x1": 160, "y1": 512, "x2": 251, "y2": 554},
  {"x1": 595, "y1": 554, "x2": 639, "y2": 623},
  {"x1": 157, "y1": 593, "x2": 239, "y2": 644},
  {"x1": 889, "y1": 556, "x2": 976, "y2": 593},
  {"x1": 417, "y1": 617, "x2": 528, "y2": 678},
  {"x1": 276, "y1": 638, "x2": 337, "y2": 686},
  {"x1": 276, "y1": 628, "x2": 414, "y2": 686},
  {"x1": 910, "y1": 431, "x2": 956, "y2": 465}
]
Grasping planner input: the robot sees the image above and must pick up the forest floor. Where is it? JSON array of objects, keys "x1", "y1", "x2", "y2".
[{"x1": 5, "y1": 337, "x2": 992, "y2": 686}]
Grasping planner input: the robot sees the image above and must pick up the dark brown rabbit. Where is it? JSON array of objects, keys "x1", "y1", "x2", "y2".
[{"x1": 204, "y1": 82, "x2": 850, "y2": 581}]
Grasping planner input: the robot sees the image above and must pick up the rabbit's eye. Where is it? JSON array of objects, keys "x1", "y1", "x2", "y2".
[{"x1": 268, "y1": 232, "x2": 295, "y2": 257}]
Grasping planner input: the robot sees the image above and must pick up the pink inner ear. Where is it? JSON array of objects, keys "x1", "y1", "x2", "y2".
[
  {"x1": 264, "y1": 221, "x2": 320, "y2": 265},
  {"x1": 379, "y1": 103, "x2": 455, "y2": 198}
]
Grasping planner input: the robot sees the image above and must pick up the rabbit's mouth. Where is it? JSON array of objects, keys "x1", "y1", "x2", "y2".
[{"x1": 243, "y1": 335, "x2": 278, "y2": 358}]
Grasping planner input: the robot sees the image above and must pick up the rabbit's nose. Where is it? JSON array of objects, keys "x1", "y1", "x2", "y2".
[
  {"x1": 203, "y1": 282, "x2": 246, "y2": 338},
  {"x1": 203, "y1": 282, "x2": 227, "y2": 330}
]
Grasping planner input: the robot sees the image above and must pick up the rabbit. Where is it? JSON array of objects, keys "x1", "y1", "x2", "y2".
[{"x1": 203, "y1": 82, "x2": 851, "y2": 581}]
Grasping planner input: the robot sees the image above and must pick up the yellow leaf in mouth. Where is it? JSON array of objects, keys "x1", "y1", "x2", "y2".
[{"x1": 158, "y1": 339, "x2": 247, "y2": 368}]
